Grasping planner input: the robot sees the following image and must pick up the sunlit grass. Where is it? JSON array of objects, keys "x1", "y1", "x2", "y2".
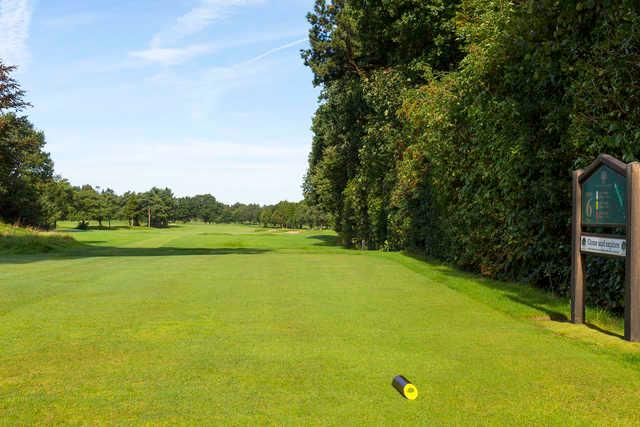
[{"x1": 1, "y1": 223, "x2": 639, "y2": 425}]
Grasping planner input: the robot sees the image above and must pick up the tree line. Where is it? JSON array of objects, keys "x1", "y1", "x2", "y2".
[
  {"x1": 0, "y1": 61, "x2": 326, "y2": 231},
  {"x1": 302, "y1": 0, "x2": 640, "y2": 311},
  {"x1": 37, "y1": 182, "x2": 329, "y2": 230}
]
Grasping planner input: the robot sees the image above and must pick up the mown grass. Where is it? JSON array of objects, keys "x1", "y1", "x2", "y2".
[{"x1": 1, "y1": 223, "x2": 639, "y2": 425}]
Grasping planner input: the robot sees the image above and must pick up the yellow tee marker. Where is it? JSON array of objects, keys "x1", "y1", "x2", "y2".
[{"x1": 392, "y1": 375, "x2": 418, "y2": 400}]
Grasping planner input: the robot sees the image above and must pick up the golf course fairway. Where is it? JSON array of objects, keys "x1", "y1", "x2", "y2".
[{"x1": 1, "y1": 223, "x2": 639, "y2": 425}]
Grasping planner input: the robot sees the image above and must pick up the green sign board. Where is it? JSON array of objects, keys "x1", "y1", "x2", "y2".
[{"x1": 582, "y1": 164, "x2": 627, "y2": 226}]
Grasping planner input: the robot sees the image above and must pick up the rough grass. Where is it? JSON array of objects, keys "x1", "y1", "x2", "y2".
[
  {"x1": 1, "y1": 223, "x2": 639, "y2": 425},
  {"x1": 0, "y1": 223, "x2": 78, "y2": 254}
]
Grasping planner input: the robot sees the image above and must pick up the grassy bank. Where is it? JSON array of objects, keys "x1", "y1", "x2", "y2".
[{"x1": 0, "y1": 223, "x2": 79, "y2": 254}]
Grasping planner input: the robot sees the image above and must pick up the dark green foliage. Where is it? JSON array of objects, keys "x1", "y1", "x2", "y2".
[
  {"x1": 122, "y1": 192, "x2": 141, "y2": 226},
  {"x1": 227, "y1": 203, "x2": 261, "y2": 224},
  {"x1": 0, "y1": 61, "x2": 61, "y2": 229},
  {"x1": 303, "y1": 0, "x2": 463, "y2": 247},
  {"x1": 38, "y1": 177, "x2": 74, "y2": 229},
  {"x1": 72, "y1": 185, "x2": 101, "y2": 228},
  {"x1": 176, "y1": 194, "x2": 223, "y2": 223},
  {"x1": 0, "y1": 114, "x2": 54, "y2": 226},
  {"x1": 139, "y1": 187, "x2": 176, "y2": 227},
  {"x1": 303, "y1": 0, "x2": 462, "y2": 86},
  {"x1": 304, "y1": 0, "x2": 640, "y2": 311},
  {"x1": 258, "y1": 201, "x2": 327, "y2": 229}
]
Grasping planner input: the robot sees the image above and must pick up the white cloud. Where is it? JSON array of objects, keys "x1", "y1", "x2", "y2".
[
  {"x1": 151, "y1": 0, "x2": 265, "y2": 48},
  {"x1": 0, "y1": 0, "x2": 32, "y2": 67},
  {"x1": 129, "y1": 44, "x2": 215, "y2": 66}
]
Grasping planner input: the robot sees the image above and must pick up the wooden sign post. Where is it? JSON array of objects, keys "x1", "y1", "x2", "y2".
[{"x1": 572, "y1": 154, "x2": 640, "y2": 342}]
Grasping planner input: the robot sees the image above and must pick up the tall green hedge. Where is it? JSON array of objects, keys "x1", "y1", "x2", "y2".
[
  {"x1": 398, "y1": 0, "x2": 639, "y2": 310},
  {"x1": 304, "y1": 0, "x2": 640, "y2": 311}
]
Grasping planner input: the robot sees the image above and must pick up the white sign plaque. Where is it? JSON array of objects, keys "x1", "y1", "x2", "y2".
[{"x1": 580, "y1": 235, "x2": 626, "y2": 257}]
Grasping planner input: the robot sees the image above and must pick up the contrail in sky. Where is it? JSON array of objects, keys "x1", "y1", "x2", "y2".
[{"x1": 244, "y1": 38, "x2": 307, "y2": 65}]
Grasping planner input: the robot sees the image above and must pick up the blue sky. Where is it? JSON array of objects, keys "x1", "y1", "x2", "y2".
[{"x1": 0, "y1": 0, "x2": 319, "y2": 204}]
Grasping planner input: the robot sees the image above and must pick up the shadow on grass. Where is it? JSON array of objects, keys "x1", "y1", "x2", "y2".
[
  {"x1": 307, "y1": 234, "x2": 340, "y2": 247},
  {"x1": 82, "y1": 225, "x2": 136, "y2": 231},
  {"x1": 511, "y1": 292, "x2": 623, "y2": 338},
  {"x1": 584, "y1": 323, "x2": 625, "y2": 339},
  {"x1": 0, "y1": 240, "x2": 271, "y2": 264},
  {"x1": 60, "y1": 224, "x2": 185, "y2": 232},
  {"x1": 508, "y1": 296, "x2": 569, "y2": 322},
  {"x1": 403, "y1": 251, "x2": 625, "y2": 340}
]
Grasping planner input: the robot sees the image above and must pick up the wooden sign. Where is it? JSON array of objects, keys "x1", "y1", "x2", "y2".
[
  {"x1": 572, "y1": 154, "x2": 640, "y2": 342},
  {"x1": 581, "y1": 164, "x2": 627, "y2": 226}
]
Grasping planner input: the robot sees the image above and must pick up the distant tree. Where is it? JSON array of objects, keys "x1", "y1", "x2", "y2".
[
  {"x1": 219, "y1": 205, "x2": 234, "y2": 223},
  {"x1": 293, "y1": 203, "x2": 311, "y2": 229},
  {"x1": 73, "y1": 185, "x2": 100, "y2": 229},
  {"x1": 38, "y1": 177, "x2": 74, "y2": 229},
  {"x1": 100, "y1": 188, "x2": 119, "y2": 229},
  {"x1": 175, "y1": 197, "x2": 196, "y2": 222},
  {"x1": 140, "y1": 187, "x2": 175, "y2": 227},
  {"x1": 122, "y1": 192, "x2": 141, "y2": 227},
  {"x1": 259, "y1": 208, "x2": 272, "y2": 227},
  {"x1": 192, "y1": 194, "x2": 223, "y2": 223},
  {"x1": 308, "y1": 205, "x2": 330, "y2": 229},
  {"x1": 229, "y1": 203, "x2": 261, "y2": 224},
  {"x1": 93, "y1": 186, "x2": 107, "y2": 227},
  {"x1": 272, "y1": 201, "x2": 296, "y2": 228},
  {"x1": 271, "y1": 210, "x2": 285, "y2": 228}
]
